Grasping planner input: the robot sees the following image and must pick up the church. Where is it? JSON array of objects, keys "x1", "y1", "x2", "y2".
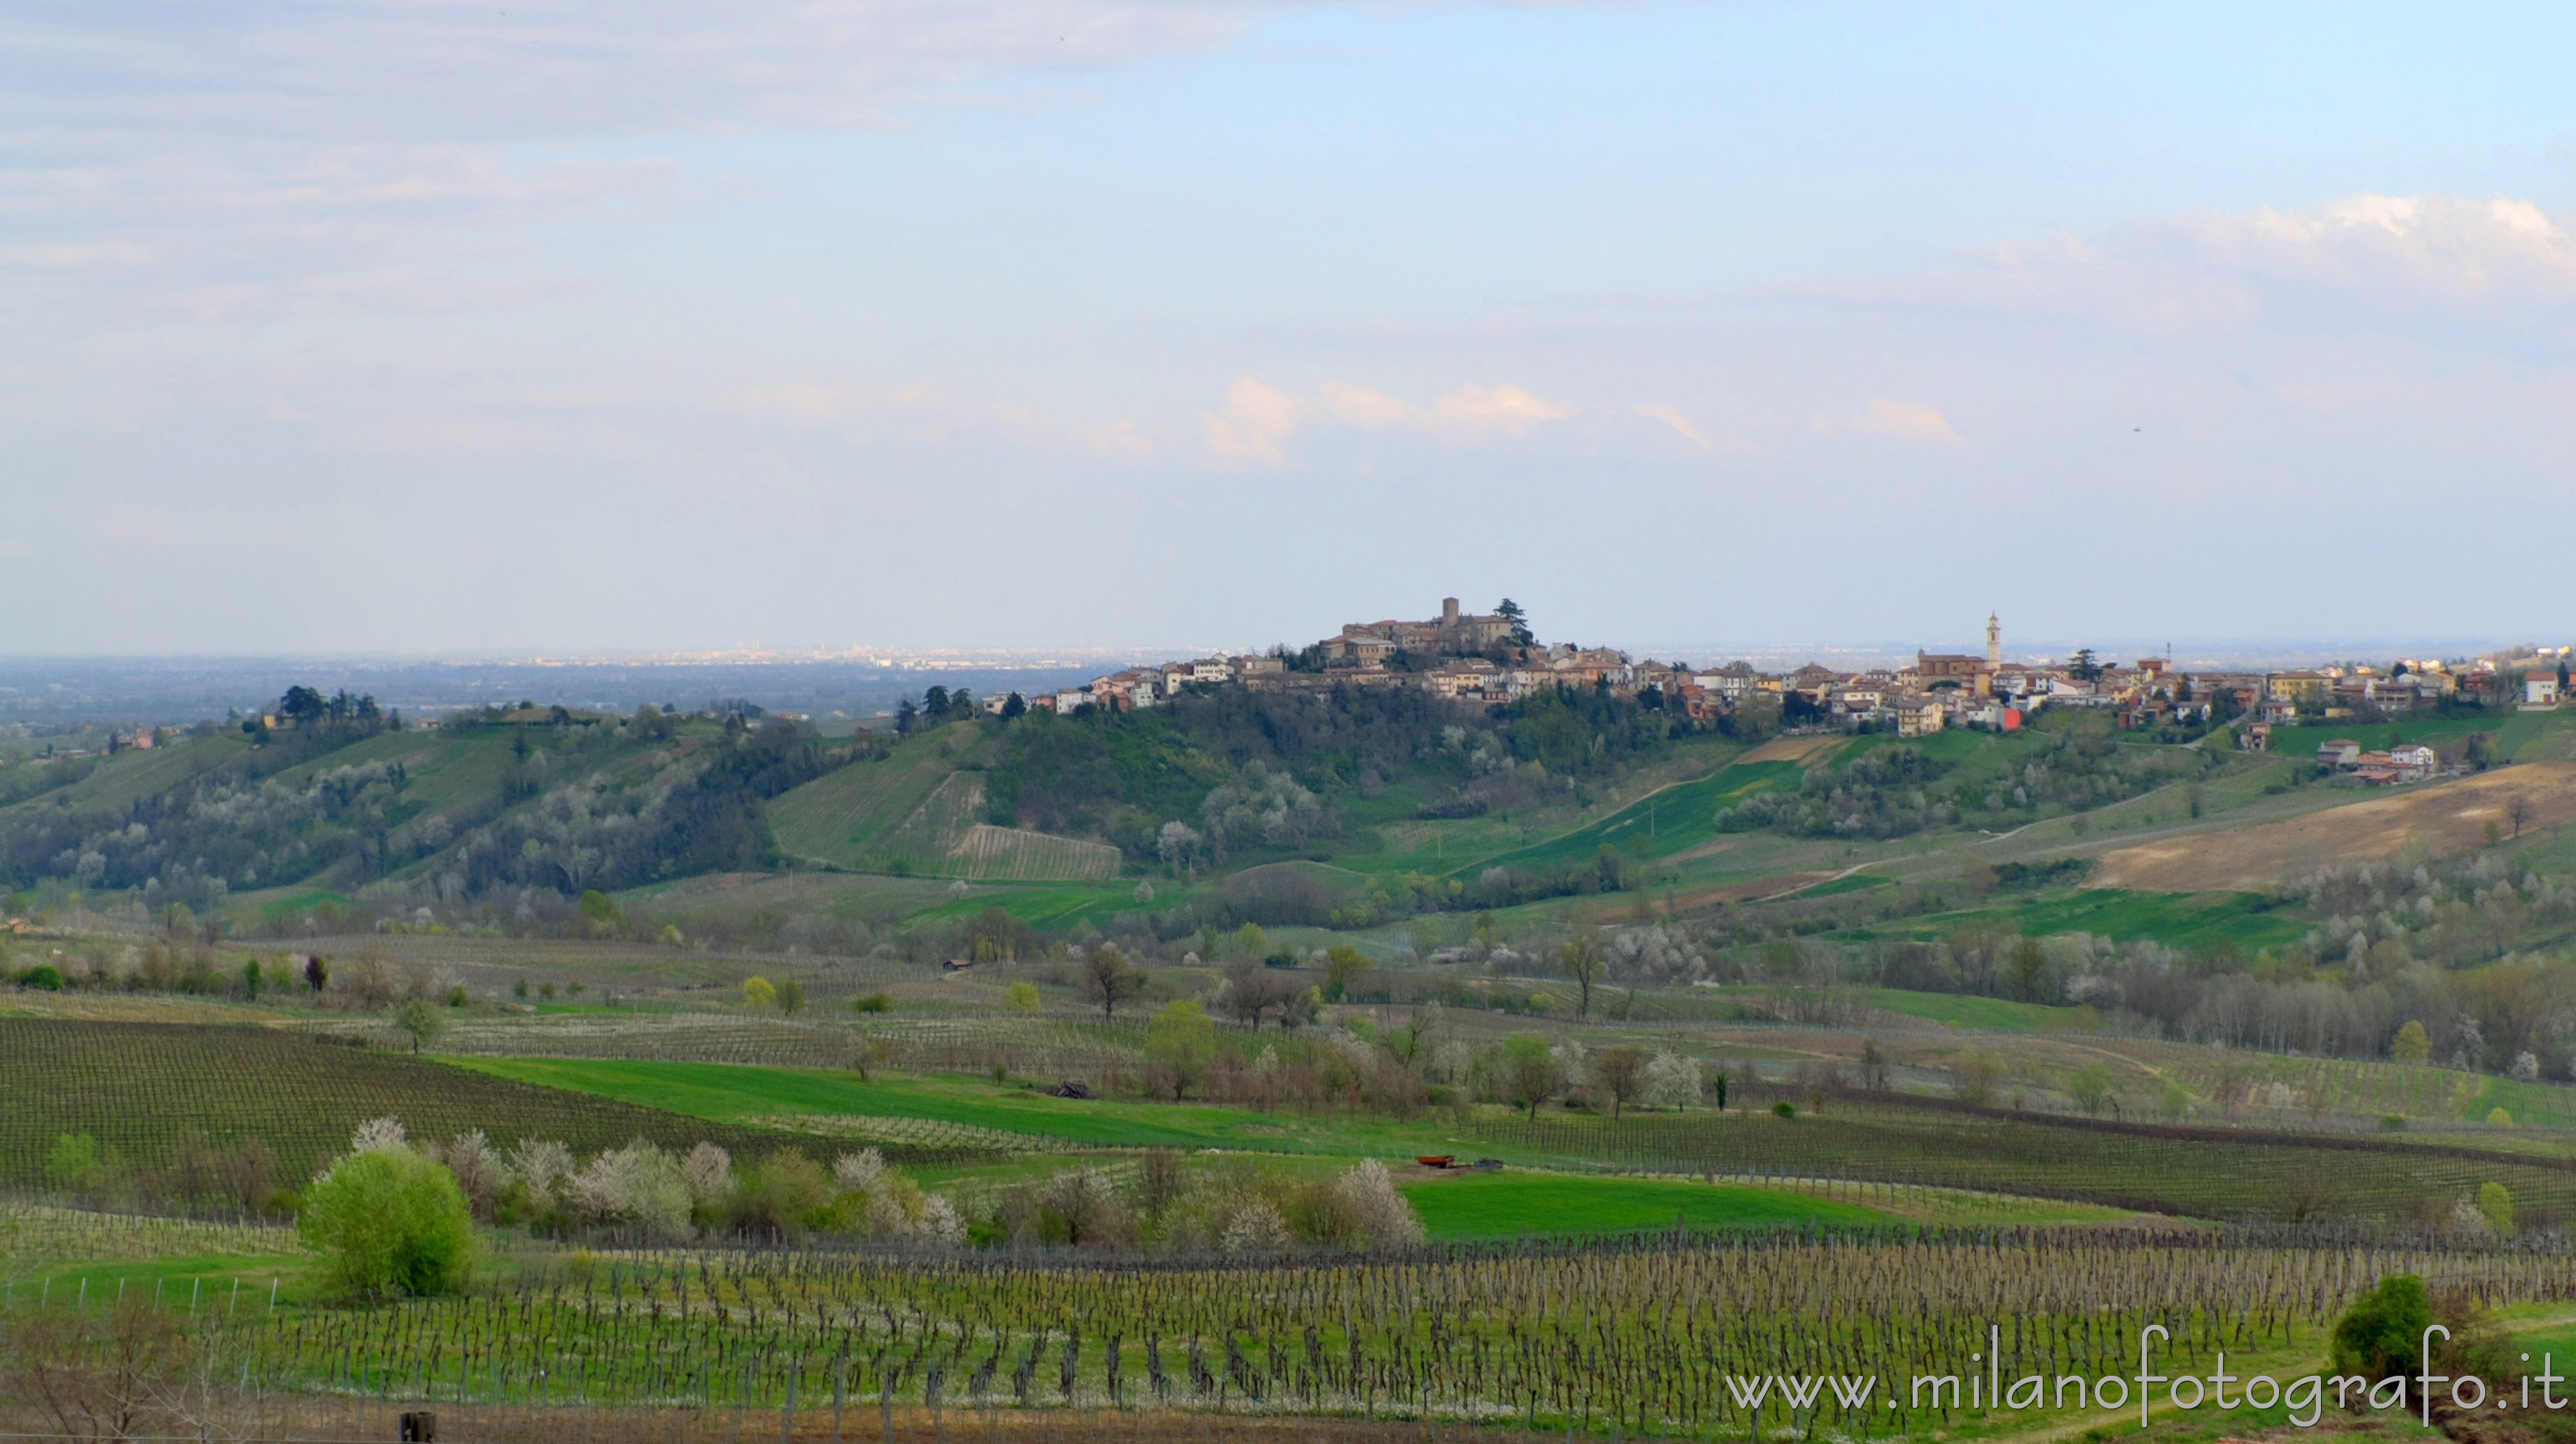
[{"x1": 1915, "y1": 614, "x2": 2003, "y2": 696}]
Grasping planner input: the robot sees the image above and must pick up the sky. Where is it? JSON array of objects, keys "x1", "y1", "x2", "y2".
[{"x1": 4, "y1": 2, "x2": 2574, "y2": 658}]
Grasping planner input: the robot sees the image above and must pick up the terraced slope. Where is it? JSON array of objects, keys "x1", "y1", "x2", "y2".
[
  {"x1": 766, "y1": 727, "x2": 975, "y2": 866},
  {"x1": 772, "y1": 736, "x2": 1120, "y2": 881}
]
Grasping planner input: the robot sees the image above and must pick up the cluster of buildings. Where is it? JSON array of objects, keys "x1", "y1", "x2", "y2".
[
  {"x1": 2302, "y1": 737, "x2": 2441, "y2": 784},
  {"x1": 987, "y1": 600, "x2": 2541, "y2": 751}
]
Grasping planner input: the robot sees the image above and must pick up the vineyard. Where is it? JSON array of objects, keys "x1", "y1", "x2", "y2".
[
  {"x1": 766, "y1": 734, "x2": 972, "y2": 868},
  {"x1": 947, "y1": 824, "x2": 1122, "y2": 883},
  {"x1": 15, "y1": 1229, "x2": 2576, "y2": 1439},
  {"x1": 0, "y1": 1020, "x2": 965, "y2": 1190},
  {"x1": 424, "y1": 1012, "x2": 866, "y2": 1068},
  {"x1": 741, "y1": 1114, "x2": 1085, "y2": 1154},
  {"x1": 1480, "y1": 1097, "x2": 2576, "y2": 1224}
]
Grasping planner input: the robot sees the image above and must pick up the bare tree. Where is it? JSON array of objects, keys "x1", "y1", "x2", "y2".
[
  {"x1": 1220, "y1": 962, "x2": 1302, "y2": 1030},
  {"x1": 2510, "y1": 795, "x2": 2532, "y2": 840},
  {"x1": 1079, "y1": 944, "x2": 1147, "y2": 1022},
  {"x1": 1558, "y1": 935, "x2": 1607, "y2": 1021},
  {"x1": 1594, "y1": 1045, "x2": 1650, "y2": 1120}
]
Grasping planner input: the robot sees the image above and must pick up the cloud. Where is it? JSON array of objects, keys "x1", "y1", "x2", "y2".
[
  {"x1": 0, "y1": 3, "x2": 1249, "y2": 325},
  {"x1": 1204, "y1": 377, "x2": 1302, "y2": 465},
  {"x1": 0, "y1": 243, "x2": 155, "y2": 267},
  {"x1": 1815, "y1": 398, "x2": 1965, "y2": 448},
  {"x1": 2187, "y1": 193, "x2": 2576, "y2": 299},
  {"x1": 1, "y1": 2, "x2": 1262, "y2": 146},
  {"x1": 1634, "y1": 403, "x2": 1712, "y2": 453},
  {"x1": 1208, "y1": 377, "x2": 1573, "y2": 464},
  {"x1": 1821, "y1": 191, "x2": 2576, "y2": 339},
  {"x1": 730, "y1": 379, "x2": 1157, "y2": 462}
]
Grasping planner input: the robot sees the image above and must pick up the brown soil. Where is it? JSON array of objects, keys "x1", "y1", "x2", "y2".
[
  {"x1": 2092, "y1": 764, "x2": 2576, "y2": 893},
  {"x1": 1662, "y1": 872, "x2": 1834, "y2": 908},
  {"x1": 1734, "y1": 734, "x2": 1842, "y2": 765}
]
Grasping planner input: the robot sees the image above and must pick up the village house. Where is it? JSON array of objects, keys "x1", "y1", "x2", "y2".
[
  {"x1": 2316, "y1": 738, "x2": 2361, "y2": 769},
  {"x1": 1893, "y1": 696, "x2": 1946, "y2": 738},
  {"x1": 2266, "y1": 670, "x2": 2332, "y2": 712},
  {"x1": 1696, "y1": 661, "x2": 1761, "y2": 703},
  {"x1": 2526, "y1": 674, "x2": 2561, "y2": 708}
]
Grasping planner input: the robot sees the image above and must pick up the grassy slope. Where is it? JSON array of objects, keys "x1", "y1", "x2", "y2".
[
  {"x1": 1458, "y1": 758, "x2": 1804, "y2": 878},
  {"x1": 5, "y1": 734, "x2": 254, "y2": 817},
  {"x1": 1398, "y1": 1172, "x2": 1888, "y2": 1239},
  {"x1": 767, "y1": 724, "x2": 982, "y2": 868},
  {"x1": 1872, "y1": 888, "x2": 2314, "y2": 951},
  {"x1": 444, "y1": 1057, "x2": 1487, "y2": 1158}
]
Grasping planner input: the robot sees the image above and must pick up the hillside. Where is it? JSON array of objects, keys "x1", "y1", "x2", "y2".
[
  {"x1": 0, "y1": 1019, "x2": 929, "y2": 1193},
  {"x1": 767, "y1": 731, "x2": 1121, "y2": 881}
]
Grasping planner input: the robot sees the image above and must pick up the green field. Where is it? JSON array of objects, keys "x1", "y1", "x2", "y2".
[
  {"x1": 446, "y1": 1057, "x2": 1488, "y2": 1159},
  {"x1": 1399, "y1": 1171, "x2": 1888, "y2": 1239},
  {"x1": 1456, "y1": 757, "x2": 1803, "y2": 877},
  {"x1": 1880, "y1": 887, "x2": 2313, "y2": 951}
]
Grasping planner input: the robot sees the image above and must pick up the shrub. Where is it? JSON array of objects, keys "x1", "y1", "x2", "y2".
[
  {"x1": 299, "y1": 1146, "x2": 476, "y2": 1298},
  {"x1": 853, "y1": 992, "x2": 892, "y2": 1014},
  {"x1": 2330, "y1": 1274, "x2": 2430, "y2": 1382},
  {"x1": 742, "y1": 976, "x2": 777, "y2": 1010},
  {"x1": 1003, "y1": 982, "x2": 1040, "y2": 1014},
  {"x1": 2391, "y1": 1020, "x2": 2430, "y2": 1063},
  {"x1": 389, "y1": 998, "x2": 446, "y2": 1053},
  {"x1": 13, "y1": 964, "x2": 63, "y2": 991},
  {"x1": 1144, "y1": 998, "x2": 1217, "y2": 1101},
  {"x1": 730, "y1": 1149, "x2": 834, "y2": 1238},
  {"x1": 1772, "y1": 1101, "x2": 1796, "y2": 1119},
  {"x1": 2479, "y1": 1181, "x2": 2515, "y2": 1234},
  {"x1": 44, "y1": 1133, "x2": 113, "y2": 1192}
]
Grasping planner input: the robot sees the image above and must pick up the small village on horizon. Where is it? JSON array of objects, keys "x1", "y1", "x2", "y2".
[{"x1": 957, "y1": 596, "x2": 2573, "y2": 786}]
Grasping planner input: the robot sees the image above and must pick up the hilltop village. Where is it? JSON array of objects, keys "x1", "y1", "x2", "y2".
[{"x1": 990, "y1": 596, "x2": 2554, "y2": 765}]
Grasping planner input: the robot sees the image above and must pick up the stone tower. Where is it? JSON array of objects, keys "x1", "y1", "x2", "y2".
[{"x1": 1986, "y1": 613, "x2": 2002, "y2": 667}]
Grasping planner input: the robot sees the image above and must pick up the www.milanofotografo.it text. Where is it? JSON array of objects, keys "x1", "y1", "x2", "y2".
[{"x1": 1716, "y1": 1324, "x2": 2565, "y2": 1429}]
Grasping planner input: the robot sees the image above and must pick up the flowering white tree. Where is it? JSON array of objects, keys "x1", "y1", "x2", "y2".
[
  {"x1": 565, "y1": 1141, "x2": 692, "y2": 1234},
  {"x1": 679, "y1": 1141, "x2": 734, "y2": 1207},
  {"x1": 1334, "y1": 1159, "x2": 1424, "y2": 1248},
  {"x1": 1642, "y1": 1052, "x2": 1701, "y2": 1110},
  {"x1": 506, "y1": 1138, "x2": 575, "y2": 1208}
]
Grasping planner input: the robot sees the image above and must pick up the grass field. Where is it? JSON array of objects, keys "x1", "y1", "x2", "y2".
[
  {"x1": 443, "y1": 1057, "x2": 1484, "y2": 1158},
  {"x1": 1879, "y1": 887, "x2": 2312, "y2": 951},
  {"x1": 1398, "y1": 1171, "x2": 1889, "y2": 1238},
  {"x1": 1457, "y1": 759, "x2": 1805, "y2": 877}
]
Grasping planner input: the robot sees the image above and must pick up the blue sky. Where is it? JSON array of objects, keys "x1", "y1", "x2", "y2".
[{"x1": 3, "y1": 2, "x2": 2573, "y2": 656}]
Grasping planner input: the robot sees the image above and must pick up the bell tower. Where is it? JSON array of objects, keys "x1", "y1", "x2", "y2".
[{"x1": 1985, "y1": 613, "x2": 2002, "y2": 667}]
